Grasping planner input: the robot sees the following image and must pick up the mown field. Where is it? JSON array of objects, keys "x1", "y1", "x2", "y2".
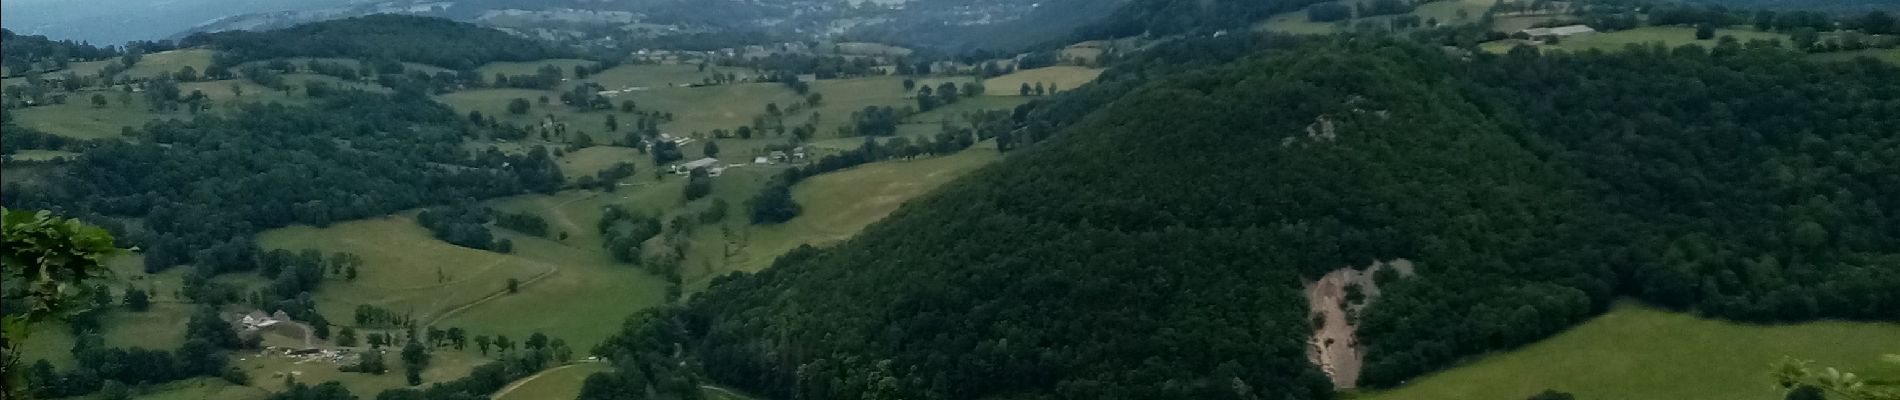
[
  {"x1": 1354, "y1": 301, "x2": 1900, "y2": 400},
  {"x1": 681, "y1": 142, "x2": 1002, "y2": 286},
  {"x1": 119, "y1": 49, "x2": 217, "y2": 80},
  {"x1": 983, "y1": 66, "x2": 1103, "y2": 96},
  {"x1": 492, "y1": 362, "x2": 612, "y2": 400}
]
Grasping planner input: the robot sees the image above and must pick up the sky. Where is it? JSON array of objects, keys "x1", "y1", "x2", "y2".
[{"x1": 2, "y1": 0, "x2": 358, "y2": 45}]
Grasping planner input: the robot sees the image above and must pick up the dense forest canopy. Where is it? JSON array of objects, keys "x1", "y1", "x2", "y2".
[
  {"x1": 181, "y1": 15, "x2": 569, "y2": 70},
  {"x1": 587, "y1": 36, "x2": 1900, "y2": 399}
]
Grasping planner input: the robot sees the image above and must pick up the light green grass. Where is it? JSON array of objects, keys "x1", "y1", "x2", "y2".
[
  {"x1": 257, "y1": 215, "x2": 551, "y2": 327},
  {"x1": 430, "y1": 228, "x2": 671, "y2": 349},
  {"x1": 494, "y1": 362, "x2": 612, "y2": 400},
  {"x1": 1809, "y1": 48, "x2": 1900, "y2": 65},
  {"x1": 17, "y1": 302, "x2": 197, "y2": 369},
  {"x1": 577, "y1": 63, "x2": 754, "y2": 91},
  {"x1": 555, "y1": 146, "x2": 649, "y2": 184},
  {"x1": 436, "y1": 88, "x2": 628, "y2": 144},
  {"x1": 1545, "y1": 26, "x2": 1789, "y2": 53},
  {"x1": 804, "y1": 75, "x2": 973, "y2": 136},
  {"x1": 682, "y1": 142, "x2": 1000, "y2": 286},
  {"x1": 11, "y1": 93, "x2": 177, "y2": 139},
  {"x1": 121, "y1": 49, "x2": 217, "y2": 80},
  {"x1": 625, "y1": 82, "x2": 806, "y2": 136},
  {"x1": 1355, "y1": 301, "x2": 1900, "y2": 400},
  {"x1": 477, "y1": 59, "x2": 599, "y2": 84},
  {"x1": 983, "y1": 66, "x2": 1103, "y2": 96},
  {"x1": 6, "y1": 149, "x2": 79, "y2": 161}
]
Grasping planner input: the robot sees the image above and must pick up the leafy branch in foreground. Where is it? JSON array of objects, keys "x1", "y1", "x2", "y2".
[{"x1": 2, "y1": 208, "x2": 117, "y2": 398}]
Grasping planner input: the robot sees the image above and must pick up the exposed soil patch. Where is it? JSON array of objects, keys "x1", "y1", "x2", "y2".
[{"x1": 1305, "y1": 259, "x2": 1414, "y2": 389}]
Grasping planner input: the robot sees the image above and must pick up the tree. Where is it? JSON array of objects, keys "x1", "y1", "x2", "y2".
[
  {"x1": 621, "y1": 100, "x2": 636, "y2": 112},
  {"x1": 1695, "y1": 24, "x2": 1716, "y2": 40},
  {"x1": 526, "y1": 332, "x2": 549, "y2": 350},
  {"x1": 902, "y1": 79, "x2": 916, "y2": 91},
  {"x1": 1526, "y1": 390, "x2": 1575, "y2": 400},
  {"x1": 684, "y1": 167, "x2": 714, "y2": 201},
  {"x1": 750, "y1": 180, "x2": 801, "y2": 224},
  {"x1": 507, "y1": 278, "x2": 520, "y2": 293},
  {"x1": 91, "y1": 93, "x2": 108, "y2": 108},
  {"x1": 704, "y1": 140, "x2": 721, "y2": 158},
  {"x1": 122, "y1": 287, "x2": 151, "y2": 311},
  {"x1": 606, "y1": 114, "x2": 618, "y2": 132},
  {"x1": 337, "y1": 327, "x2": 358, "y2": 347},
  {"x1": 2, "y1": 208, "x2": 116, "y2": 394},
  {"x1": 494, "y1": 335, "x2": 514, "y2": 354},
  {"x1": 475, "y1": 335, "x2": 492, "y2": 355},
  {"x1": 401, "y1": 339, "x2": 430, "y2": 385},
  {"x1": 1860, "y1": 11, "x2": 1896, "y2": 35},
  {"x1": 508, "y1": 98, "x2": 531, "y2": 115},
  {"x1": 1791, "y1": 28, "x2": 1820, "y2": 50},
  {"x1": 1020, "y1": 82, "x2": 1032, "y2": 96}
]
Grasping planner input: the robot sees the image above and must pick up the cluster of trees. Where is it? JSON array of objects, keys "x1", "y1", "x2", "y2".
[
  {"x1": 740, "y1": 53, "x2": 887, "y2": 80},
  {"x1": 354, "y1": 304, "x2": 411, "y2": 329},
  {"x1": 846, "y1": 106, "x2": 907, "y2": 136},
  {"x1": 495, "y1": 65, "x2": 566, "y2": 90},
  {"x1": 599, "y1": 205, "x2": 664, "y2": 264},
  {"x1": 417, "y1": 203, "x2": 506, "y2": 252},
  {"x1": 0, "y1": 29, "x2": 121, "y2": 75},
  {"x1": 915, "y1": 81, "x2": 983, "y2": 112},
  {"x1": 583, "y1": 37, "x2": 1900, "y2": 400},
  {"x1": 182, "y1": 15, "x2": 567, "y2": 70},
  {"x1": 495, "y1": 210, "x2": 551, "y2": 237}
]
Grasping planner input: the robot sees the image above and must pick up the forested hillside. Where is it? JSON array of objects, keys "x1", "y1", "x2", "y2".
[
  {"x1": 587, "y1": 38, "x2": 1900, "y2": 399},
  {"x1": 181, "y1": 15, "x2": 567, "y2": 70}
]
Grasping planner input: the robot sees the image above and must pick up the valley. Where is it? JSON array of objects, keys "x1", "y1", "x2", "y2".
[{"x1": 4, "y1": 1, "x2": 1898, "y2": 400}]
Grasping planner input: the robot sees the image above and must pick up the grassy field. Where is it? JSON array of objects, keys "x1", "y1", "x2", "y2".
[
  {"x1": 1543, "y1": 26, "x2": 1789, "y2": 53},
  {"x1": 477, "y1": 59, "x2": 599, "y2": 84},
  {"x1": 493, "y1": 362, "x2": 612, "y2": 400},
  {"x1": 11, "y1": 93, "x2": 178, "y2": 139},
  {"x1": 1354, "y1": 301, "x2": 1900, "y2": 400},
  {"x1": 121, "y1": 49, "x2": 217, "y2": 80},
  {"x1": 983, "y1": 66, "x2": 1103, "y2": 96},
  {"x1": 804, "y1": 75, "x2": 974, "y2": 135},
  {"x1": 579, "y1": 63, "x2": 755, "y2": 91},
  {"x1": 1810, "y1": 48, "x2": 1900, "y2": 65},
  {"x1": 681, "y1": 142, "x2": 1001, "y2": 286},
  {"x1": 257, "y1": 215, "x2": 554, "y2": 327},
  {"x1": 627, "y1": 82, "x2": 807, "y2": 136}
]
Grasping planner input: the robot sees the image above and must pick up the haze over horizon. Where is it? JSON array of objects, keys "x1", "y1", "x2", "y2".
[{"x1": 2, "y1": 0, "x2": 356, "y2": 45}]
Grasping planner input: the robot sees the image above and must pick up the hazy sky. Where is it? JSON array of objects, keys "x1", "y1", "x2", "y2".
[{"x1": 2, "y1": 0, "x2": 357, "y2": 45}]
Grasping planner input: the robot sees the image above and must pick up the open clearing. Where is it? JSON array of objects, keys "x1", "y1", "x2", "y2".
[
  {"x1": 257, "y1": 215, "x2": 552, "y2": 327},
  {"x1": 983, "y1": 66, "x2": 1103, "y2": 96},
  {"x1": 578, "y1": 63, "x2": 755, "y2": 91},
  {"x1": 11, "y1": 94, "x2": 179, "y2": 139},
  {"x1": 477, "y1": 59, "x2": 600, "y2": 84},
  {"x1": 1541, "y1": 26, "x2": 1788, "y2": 53},
  {"x1": 493, "y1": 362, "x2": 612, "y2": 400},
  {"x1": 120, "y1": 49, "x2": 217, "y2": 80},
  {"x1": 682, "y1": 142, "x2": 1001, "y2": 286},
  {"x1": 1354, "y1": 301, "x2": 1900, "y2": 400}
]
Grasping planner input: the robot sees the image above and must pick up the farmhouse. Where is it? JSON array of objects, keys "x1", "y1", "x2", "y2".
[
  {"x1": 1520, "y1": 25, "x2": 1596, "y2": 41},
  {"x1": 671, "y1": 157, "x2": 721, "y2": 174}
]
